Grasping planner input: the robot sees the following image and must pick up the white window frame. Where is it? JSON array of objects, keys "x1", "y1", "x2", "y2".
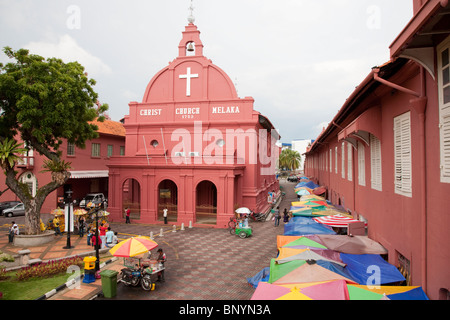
[
  {"x1": 341, "y1": 142, "x2": 345, "y2": 179},
  {"x1": 330, "y1": 149, "x2": 332, "y2": 173},
  {"x1": 347, "y1": 143, "x2": 353, "y2": 181},
  {"x1": 335, "y1": 147, "x2": 338, "y2": 174},
  {"x1": 370, "y1": 134, "x2": 382, "y2": 191},
  {"x1": 91, "y1": 143, "x2": 101, "y2": 157},
  {"x1": 438, "y1": 36, "x2": 450, "y2": 183},
  {"x1": 358, "y1": 141, "x2": 366, "y2": 186},
  {"x1": 394, "y1": 112, "x2": 412, "y2": 197}
]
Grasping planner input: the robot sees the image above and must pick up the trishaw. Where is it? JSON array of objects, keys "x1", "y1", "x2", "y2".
[
  {"x1": 119, "y1": 256, "x2": 164, "y2": 291},
  {"x1": 109, "y1": 236, "x2": 162, "y2": 292},
  {"x1": 234, "y1": 226, "x2": 252, "y2": 239}
]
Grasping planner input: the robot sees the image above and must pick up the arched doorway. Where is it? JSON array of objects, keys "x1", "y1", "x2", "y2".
[
  {"x1": 122, "y1": 179, "x2": 141, "y2": 220},
  {"x1": 196, "y1": 180, "x2": 217, "y2": 225},
  {"x1": 158, "y1": 180, "x2": 178, "y2": 222}
]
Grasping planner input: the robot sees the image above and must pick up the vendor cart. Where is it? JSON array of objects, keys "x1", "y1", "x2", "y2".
[{"x1": 109, "y1": 236, "x2": 161, "y2": 291}]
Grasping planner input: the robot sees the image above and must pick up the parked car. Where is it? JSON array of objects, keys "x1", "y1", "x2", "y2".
[
  {"x1": 0, "y1": 201, "x2": 21, "y2": 216},
  {"x1": 3, "y1": 203, "x2": 25, "y2": 217},
  {"x1": 79, "y1": 193, "x2": 107, "y2": 208}
]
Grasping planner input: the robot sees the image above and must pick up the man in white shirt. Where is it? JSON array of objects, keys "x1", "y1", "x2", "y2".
[{"x1": 163, "y1": 207, "x2": 168, "y2": 224}]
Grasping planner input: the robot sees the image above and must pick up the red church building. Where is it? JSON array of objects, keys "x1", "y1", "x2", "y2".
[
  {"x1": 304, "y1": 0, "x2": 450, "y2": 300},
  {"x1": 106, "y1": 21, "x2": 280, "y2": 228}
]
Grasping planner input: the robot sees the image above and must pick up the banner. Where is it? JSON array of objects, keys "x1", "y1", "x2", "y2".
[{"x1": 64, "y1": 203, "x2": 74, "y2": 232}]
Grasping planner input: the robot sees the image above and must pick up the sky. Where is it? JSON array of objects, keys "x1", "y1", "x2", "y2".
[{"x1": 0, "y1": 0, "x2": 414, "y2": 144}]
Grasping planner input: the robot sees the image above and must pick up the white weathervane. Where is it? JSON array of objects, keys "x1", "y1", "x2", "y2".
[{"x1": 188, "y1": 0, "x2": 195, "y2": 24}]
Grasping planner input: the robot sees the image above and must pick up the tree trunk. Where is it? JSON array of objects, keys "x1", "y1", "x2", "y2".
[{"x1": 5, "y1": 167, "x2": 70, "y2": 235}]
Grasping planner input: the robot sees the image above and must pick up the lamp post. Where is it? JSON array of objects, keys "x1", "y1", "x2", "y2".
[
  {"x1": 63, "y1": 189, "x2": 74, "y2": 249},
  {"x1": 89, "y1": 199, "x2": 104, "y2": 272}
]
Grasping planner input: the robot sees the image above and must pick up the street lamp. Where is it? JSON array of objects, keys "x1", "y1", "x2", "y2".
[
  {"x1": 63, "y1": 189, "x2": 74, "y2": 249},
  {"x1": 88, "y1": 199, "x2": 105, "y2": 272}
]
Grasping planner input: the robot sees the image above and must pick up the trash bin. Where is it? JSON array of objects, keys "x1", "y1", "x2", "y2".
[{"x1": 100, "y1": 269, "x2": 119, "y2": 298}]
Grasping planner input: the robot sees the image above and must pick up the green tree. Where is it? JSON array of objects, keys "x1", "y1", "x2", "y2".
[
  {"x1": 0, "y1": 47, "x2": 108, "y2": 235},
  {"x1": 278, "y1": 148, "x2": 302, "y2": 172}
]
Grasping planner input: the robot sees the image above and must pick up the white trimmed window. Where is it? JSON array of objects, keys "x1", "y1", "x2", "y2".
[
  {"x1": 370, "y1": 134, "x2": 382, "y2": 191},
  {"x1": 347, "y1": 143, "x2": 353, "y2": 181},
  {"x1": 330, "y1": 149, "x2": 332, "y2": 172},
  {"x1": 341, "y1": 142, "x2": 345, "y2": 179},
  {"x1": 357, "y1": 141, "x2": 366, "y2": 186},
  {"x1": 91, "y1": 143, "x2": 101, "y2": 157},
  {"x1": 438, "y1": 36, "x2": 450, "y2": 183},
  {"x1": 335, "y1": 147, "x2": 338, "y2": 174},
  {"x1": 394, "y1": 112, "x2": 412, "y2": 196}
]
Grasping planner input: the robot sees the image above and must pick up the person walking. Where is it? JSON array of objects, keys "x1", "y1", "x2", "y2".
[
  {"x1": 125, "y1": 207, "x2": 131, "y2": 224},
  {"x1": 163, "y1": 207, "x2": 168, "y2": 224},
  {"x1": 273, "y1": 206, "x2": 280, "y2": 227},
  {"x1": 78, "y1": 216, "x2": 86, "y2": 237}
]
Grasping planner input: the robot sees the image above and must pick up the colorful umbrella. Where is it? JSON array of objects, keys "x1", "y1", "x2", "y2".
[
  {"x1": 276, "y1": 248, "x2": 346, "y2": 267},
  {"x1": 73, "y1": 209, "x2": 87, "y2": 216},
  {"x1": 271, "y1": 260, "x2": 357, "y2": 285},
  {"x1": 51, "y1": 208, "x2": 64, "y2": 215},
  {"x1": 97, "y1": 210, "x2": 110, "y2": 217},
  {"x1": 251, "y1": 280, "x2": 351, "y2": 300},
  {"x1": 347, "y1": 285, "x2": 429, "y2": 300},
  {"x1": 313, "y1": 214, "x2": 367, "y2": 227},
  {"x1": 109, "y1": 236, "x2": 158, "y2": 257}
]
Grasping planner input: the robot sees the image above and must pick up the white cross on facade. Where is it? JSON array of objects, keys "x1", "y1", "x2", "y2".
[{"x1": 179, "y1": 67, "x2": 199, "y2": 96}]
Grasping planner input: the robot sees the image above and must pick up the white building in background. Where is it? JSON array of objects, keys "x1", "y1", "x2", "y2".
[{"x1": 291, "y1": 139, "x2": 312, "y2": 172}]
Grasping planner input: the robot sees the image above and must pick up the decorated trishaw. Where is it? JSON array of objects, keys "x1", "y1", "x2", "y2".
[{"x1": 109, "y1": 236, "x2": 164, "y2": 291}]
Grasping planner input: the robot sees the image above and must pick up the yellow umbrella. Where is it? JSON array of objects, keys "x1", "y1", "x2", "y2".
[
  {"x1": 109, "y1": 236, "x2": 158, "y2": 257},
  {"x1": 97, "y1": 210, "x2": 110, "y2": 217},
  {"x1": 74, "y1": 209, "x2": 87, "y2": 216},
  {"x1": 51, "y1": 208, "x2": 64, "y2": 215}
]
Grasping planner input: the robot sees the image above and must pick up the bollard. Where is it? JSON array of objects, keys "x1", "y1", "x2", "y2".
[
  {"x1": 189, "y1": 221, "x2": 193, "y2": 228},
  {"x1": 150, "y1": 231, "x2": 154, "y2": 240},
  {"x1": 159, "y1": 228, "x2": 163, "y2": 237},
  {"x1": 181, "y1": 223, "x2": 185, "y2": 231},
  {"x1": 172, "y1": 225, "x2": 177, "y2": 232}
]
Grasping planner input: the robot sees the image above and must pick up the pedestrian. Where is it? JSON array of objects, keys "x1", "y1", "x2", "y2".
[
  {"x1": 8, "y1": 221, "x2": 18, "y2": 243},
  {"x1": 87, "y1": 228, "x2": 93, "y2": 246},
  {"x1": 105, "y1": 227, "x2": 115, "y2": 248},
  {"x1": 163, "y1": 207, "x2": 168, "y2": 224},
  {"x1": 273, "y1": 206, "x2": 280, "y2": 227},
  {"x1": 283, "y1": 208, "x2": 289, "y2": 223},
  {"x1": 91, "y1": 233, "x2": 101, "y2": 248},
  {"x1": 99, "y1": 223, "x2": 108, "y2": 249},
  {"x1": 156, "y1": 248, "x2": 166, "y2": 282},
  {"x1": 78, "y1": 216, "x2": 85, "y2": 238},
  {"x1": 53, "y1": 217, "x2": 62, "y2": 235},
  {"x1": 125, "y1": 207, "x2": 131, "y2": 224}
]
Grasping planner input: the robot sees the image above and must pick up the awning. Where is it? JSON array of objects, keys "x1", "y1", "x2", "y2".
[
  {"x1": 69, "y1": 170, "x2": 109, "y2": 179},
  {"x1": 338, "y1": 106, "x2": 382, "y2": 146}
]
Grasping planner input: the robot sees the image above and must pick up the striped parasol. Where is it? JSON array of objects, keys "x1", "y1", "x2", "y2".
[
  {"x1": 313, "y1": 214, "x2": 367, "y2": 228},
  {"x1": 109, "y1": 236, "x2": 158, "y2": 257}
]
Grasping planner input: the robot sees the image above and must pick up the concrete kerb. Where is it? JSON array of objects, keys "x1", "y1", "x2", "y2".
[{"x1": 35, "y1": 256, "x2": 119, "y2": 300}]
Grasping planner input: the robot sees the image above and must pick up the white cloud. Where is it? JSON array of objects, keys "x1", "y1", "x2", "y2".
[{"x1": 24, "y1": 35, "x2": 112, "y2": 76}]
